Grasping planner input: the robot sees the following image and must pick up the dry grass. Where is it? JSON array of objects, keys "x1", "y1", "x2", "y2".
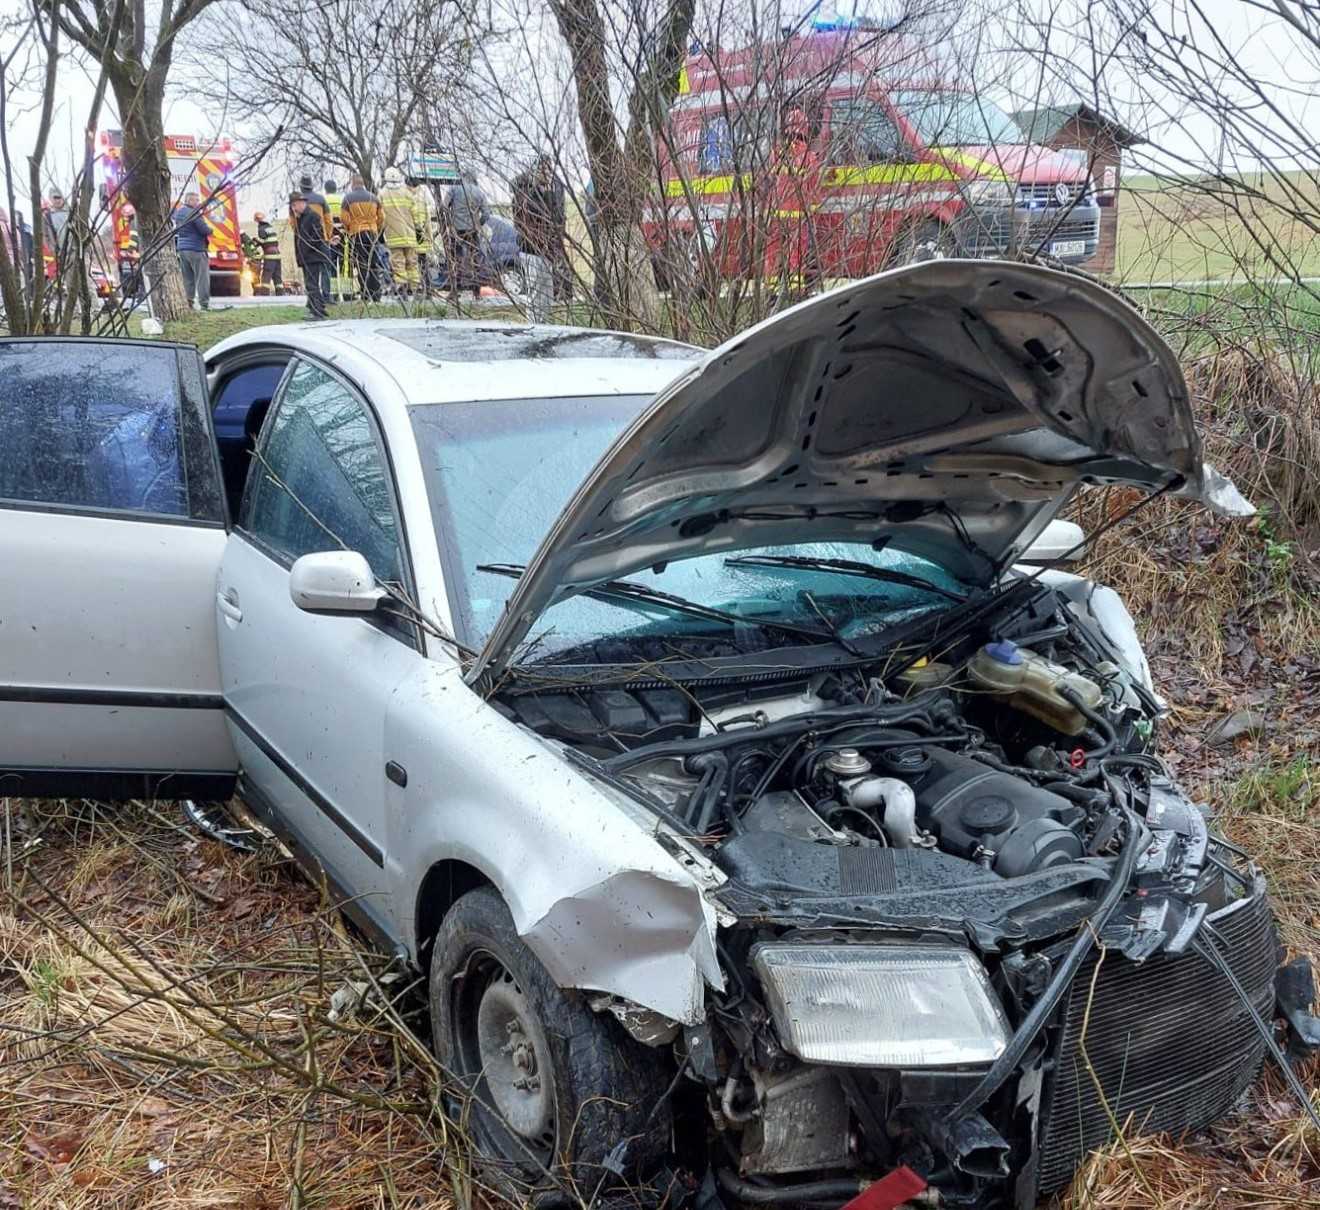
[
  {"x1": 1054, "y1": 331, "x2": 1320, "y2": 1205},
  {"x1": 0, "y1": 797, "x2": 471, "y2": 1209}
]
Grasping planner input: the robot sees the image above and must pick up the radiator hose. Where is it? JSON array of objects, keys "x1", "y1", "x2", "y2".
[{"x1": 943, "y1": 807, "x2": 1143, "y2": 1127}]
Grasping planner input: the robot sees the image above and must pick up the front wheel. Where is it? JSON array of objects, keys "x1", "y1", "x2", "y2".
[{"x1": 429, "y1": 888, "x2": 672, "y2": 1191}]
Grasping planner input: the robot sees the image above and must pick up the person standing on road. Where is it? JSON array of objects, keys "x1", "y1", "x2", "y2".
[
  {"x1": 172, "y1": 190, "x2": 213, "y2": 310},
  {"x1": 298, "y1": 176, "x2": 333, "y2": 242},
  {"x1": 324, "y1": 178, "x2": 349, "y2": 291},
  {"x1": 764, "y1": 109, "x2": 822, "y2": 295},
  {"x1": 341, "y1": 174, "x2": 384, "y2": 301},
  {"x1": 445, "y1": 169, "x2": 489, "y2": 304},
  {"x1": 118, "y1": 203, "x2": 144, "y2": 303},
  {"x1": 380, "y1": 167, "x2": 420, "y2": 294},
  {"x1": 291, "y1": 192, "x2": 332, "y2": 320},
  {"x1": 407, "y1": 177, "x2": 435, "y2": 295},
  {"x1": 255, "y1": 210, "x2": 283, "y2": 292},
  {"x1": 512, "y1": 156, "x2": 570, "y2": 300},
  {"x1": 43, "y1": 189, "x2": 69, "y2": 248}
]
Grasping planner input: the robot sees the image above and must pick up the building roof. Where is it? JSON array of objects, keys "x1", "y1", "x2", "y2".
[{"x1": 1011, "y1": 104, "x2": 1143, "y2": 148}]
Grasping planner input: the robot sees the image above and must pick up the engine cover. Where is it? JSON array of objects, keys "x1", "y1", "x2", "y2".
[
  {"x1": 716, "y1": 830, "x2": 999, "y2": 895},
  {"x1": 911, "y1": 749, "x2": 1086, "y2": 877}
]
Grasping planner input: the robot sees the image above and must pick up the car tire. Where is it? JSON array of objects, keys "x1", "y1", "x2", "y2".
[{"x1": 429, "y1": 887, "x2": 673, "y2": 1192}]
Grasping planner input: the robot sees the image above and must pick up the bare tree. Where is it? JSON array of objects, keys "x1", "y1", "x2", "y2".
[
  {"x1": 0, "y1": 1, "x2": 127, "y2": 334},
  {"x1": 52, "y1": 0, "x2": 226, "y2": 320},
  {"x1": 189, "y1": 0, "x2": 491, "y2": 189}
]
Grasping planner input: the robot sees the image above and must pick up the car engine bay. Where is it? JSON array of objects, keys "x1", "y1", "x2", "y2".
[{"x1": 494, "y1": 578, "x2": 1313, "y2": 1207}]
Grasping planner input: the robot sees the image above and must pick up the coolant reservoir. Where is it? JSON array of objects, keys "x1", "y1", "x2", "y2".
[{"x1": 967, "y1": 640, "x2": 1103, "y2": 737}]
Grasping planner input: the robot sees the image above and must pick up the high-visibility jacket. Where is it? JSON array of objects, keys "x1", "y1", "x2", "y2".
[
  {"x1": 257, "y1": 219, "x2": 281, "y2": 259},
  {"x1": 410, "y1": 186, "x2": 432, "y2": 250},
  {"x1": 770, "y1": 140, "x2": 822, "y2": 218},
  {"x1": 341, "y1": 187, "x2": 383, "y2": 237},
  {"x1": 325, "y1": 192, "x2": 343, "y2": 219},
  {"x1": 380, "y1": 187, "x2": 418, "y2": 248}
]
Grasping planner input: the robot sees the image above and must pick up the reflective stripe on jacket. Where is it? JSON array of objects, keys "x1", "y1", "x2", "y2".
[
  {"x1": 411, "y1": 188, "x2": 432, "y2": 248},
  {"x1": 380, "y1": 187, "x2": 418, "y2": 248}
]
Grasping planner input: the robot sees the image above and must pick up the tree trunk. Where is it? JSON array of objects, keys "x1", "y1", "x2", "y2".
[
  {"x1": 112, "y1": 73, "x2": 188, "y2": 322},
  {"x1": 550, "y1": 0, "x2": 693, "y2": 333}
]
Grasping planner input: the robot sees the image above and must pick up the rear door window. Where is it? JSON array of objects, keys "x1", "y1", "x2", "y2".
[{"x1": 0, "y1": 340, "x2": 223, "y2": 522}]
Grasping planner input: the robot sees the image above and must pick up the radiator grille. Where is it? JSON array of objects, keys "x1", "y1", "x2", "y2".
[
  {"x1": 1017, "y1": 182, "x2": 1090, "y2": 205},
  {"x1": 1036, "y1": 890, "x2": 1278, "y2": 1194}
]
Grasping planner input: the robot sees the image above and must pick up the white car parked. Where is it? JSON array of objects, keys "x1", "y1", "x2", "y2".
[{"x1": 2, "y1": 262, "x2": 1311, "y2": 1208}]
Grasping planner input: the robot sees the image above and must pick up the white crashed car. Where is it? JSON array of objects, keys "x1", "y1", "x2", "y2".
[{"x1": 1, "y1": 262, "x2": 1310, "y2": 1209}]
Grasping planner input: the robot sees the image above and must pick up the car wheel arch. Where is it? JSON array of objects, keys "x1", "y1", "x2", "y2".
[{"x1": 414, "y1": 857, "x2": 494, "y2": 970}]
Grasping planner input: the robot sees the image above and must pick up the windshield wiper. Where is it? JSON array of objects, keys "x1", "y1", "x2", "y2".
[
  {"x1": 723, "y1": 554, "x2": 969, "y2": 602},
  {"x1": 476, "y1": 563, "x2": 841, "y2": 647}
]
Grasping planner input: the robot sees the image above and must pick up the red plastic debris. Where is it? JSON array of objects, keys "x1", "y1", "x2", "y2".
[{"x1": 838, "y1": 1166, "x2": 927, "y2": 1210}]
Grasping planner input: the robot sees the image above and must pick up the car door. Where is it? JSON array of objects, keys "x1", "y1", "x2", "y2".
[
  {"x1": 0, "y1": 337, "x2": 238, "y2": 799},
  {"x1": 216, "y1": 355, "x2": 422, "y2": 943}
]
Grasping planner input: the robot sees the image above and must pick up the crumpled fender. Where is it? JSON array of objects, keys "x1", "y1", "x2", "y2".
[
  {"x1": 387, "y1": 660, "x2": 723, "y2": 1025},
  {"x1": 523, "y1": 867, "x2": 722, "y2": 1024}
]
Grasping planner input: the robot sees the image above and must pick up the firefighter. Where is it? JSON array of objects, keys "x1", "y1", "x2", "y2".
[
  {"x1": 255, "y1": 211, "x2": 283, "y2": 292},
  {"x1": 379, "y1": 167, "x2": 420, "y2": 293},
  {"x1": 764, "y1": 108, "x2": 822, "y2": 295},
  {"x1": 118, "y1": 203, "x2": 144, "y2": 303},
  {"x1": 341, "y1": 173, "x2": 384, "y2": 301},
  {"x1": 409, "y1": 178, "x2": 434, "y2": 296},
  {"x1": 324, "y1": 178, "x2": 350, "y2": 293}
]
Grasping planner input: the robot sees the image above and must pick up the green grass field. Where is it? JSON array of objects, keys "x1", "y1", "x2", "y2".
[
  {"x1": 154, "y1": 298, "x2": 511, "y2": 348},
  {"x1": 1116, "y1": 169, "x2": 1320, "y2": 284}
]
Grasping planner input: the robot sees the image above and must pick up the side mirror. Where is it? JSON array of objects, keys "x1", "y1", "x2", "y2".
[
  {"x1": 1019, "y1": 519, "x2": 1085, "y2": 564},
  {"x1": 289, "y1": 550, "x2": 388, "y2": 613}
]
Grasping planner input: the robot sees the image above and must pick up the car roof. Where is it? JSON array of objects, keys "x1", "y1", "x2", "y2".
[{"x1": 206, "y1": 318, "x2": 701, "y2": 408}]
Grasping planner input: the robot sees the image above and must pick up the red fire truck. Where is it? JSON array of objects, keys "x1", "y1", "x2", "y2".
[
  {"x1": 648, "y1": 27, "x2": 1100, "y2": 285},
  {"x1": 100, "y1": 131, "x2": 246, "y2": 295}
]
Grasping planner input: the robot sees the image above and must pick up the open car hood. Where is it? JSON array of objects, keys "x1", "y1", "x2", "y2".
[{"x1": 468, "y1": 261, "x2": 1249, "y2": 684}]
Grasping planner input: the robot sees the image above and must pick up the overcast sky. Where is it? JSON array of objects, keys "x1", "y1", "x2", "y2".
[{"x1": 0, "y1": 0, "x2": 1314, "y2": 224}]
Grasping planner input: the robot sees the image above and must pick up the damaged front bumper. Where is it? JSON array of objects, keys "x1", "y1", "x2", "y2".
[{"x1": 683, "y1": 867, "x2": 1309, "y2": 1209}]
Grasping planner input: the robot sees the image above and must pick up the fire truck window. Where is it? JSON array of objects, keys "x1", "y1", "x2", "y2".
[{"x1": 829, "y1": 99, "x2": 907, "y2": 164}]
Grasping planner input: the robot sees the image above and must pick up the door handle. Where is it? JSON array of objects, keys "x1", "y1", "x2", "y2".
[{"x1": 217, "y1": 588, "x2": 243, "y2": 623}]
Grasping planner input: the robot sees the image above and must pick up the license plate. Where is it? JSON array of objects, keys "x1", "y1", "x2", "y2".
[{"x1": 1050, "y1": 239, "x2": 1086, "y2": 258}]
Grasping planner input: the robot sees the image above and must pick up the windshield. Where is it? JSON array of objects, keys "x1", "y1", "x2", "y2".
[
  {"x1": 409, "y1": 396, "x2": 967, "y2": 665},
  {"x1": 892, "y1": 90, "x2": 1024, "y2": 147}
]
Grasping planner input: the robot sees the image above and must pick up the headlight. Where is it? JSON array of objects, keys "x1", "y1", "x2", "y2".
[
  {"x1": 963, "y1": 179, "x2": 1013, "y2": 208},
  {"x1": 752, "y1": 944, "x2": 1011, "y2": 1067}
]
